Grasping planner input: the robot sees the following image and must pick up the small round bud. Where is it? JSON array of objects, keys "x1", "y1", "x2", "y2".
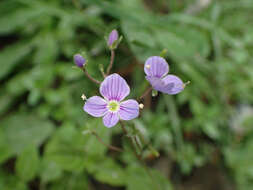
[
  {"x1": 74, "y1": 54, "x2": 86, "y2": 68},
  {"x1": 139, "y1": 104, "x2": 144, "y2": 109},
  {"x1": 107, "y1": 29, "x2": 119, "y2": 47}
]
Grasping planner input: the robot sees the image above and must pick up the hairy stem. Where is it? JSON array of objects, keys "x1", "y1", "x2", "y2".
[
  {"x1": 82, "y1": 68, "x2": 101, "y2": 84},
  {"x1": 106, "y1": 50, "x2": 115, "y2": 75}
]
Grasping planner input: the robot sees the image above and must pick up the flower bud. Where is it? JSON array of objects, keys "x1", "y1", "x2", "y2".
[
  {"x1": 107, "y1": 29, "x2": 119, "y2": 47},
  {"x1": 74, "y1": 54, "x2": 86, "y2": 68}
]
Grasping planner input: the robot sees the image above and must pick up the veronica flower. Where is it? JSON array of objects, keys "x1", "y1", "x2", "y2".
[
  {"x1": 144, "y1": 56, "x2": 185, "y2": 94},
  {"x1": 83, "y1": 73, "x2": 139, "y2": 128}
]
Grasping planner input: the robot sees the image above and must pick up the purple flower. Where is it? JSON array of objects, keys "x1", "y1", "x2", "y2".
[
  {"x1": 74, "y1": 54, "x2": 86, "y2": 68},
  {"x1": 107, "y1": 29, "x2": 119, "y2": 47},
  {"x1": 144, "y1": 56, "x2": 185, "y2": 94},
  {"x1": 83, "y1": 73, "x2": 139, "y2": 128}
]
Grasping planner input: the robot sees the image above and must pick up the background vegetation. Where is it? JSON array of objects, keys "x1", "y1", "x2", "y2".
[{"x1": 0, "y1": 0, "x2": 253, "y2": 189}]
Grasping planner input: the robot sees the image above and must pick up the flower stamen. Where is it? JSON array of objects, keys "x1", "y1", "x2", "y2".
[
  {"x1": 81, "y1": 94, "x2": 87, "y2": 100},
  {"x1": 139, "y1": 104, "x2": 144, "y2": 109},
  {"x1": 107, "y1": 100, "x2": 120, "y2": 112}
]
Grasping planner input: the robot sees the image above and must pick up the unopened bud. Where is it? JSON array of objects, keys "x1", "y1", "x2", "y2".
[
  {"x1": 74, "y1": 54, "x2": 86, "y2": 68},
  {"x1": 107, "y1": 29, "x2": 119, "y2": 47}
]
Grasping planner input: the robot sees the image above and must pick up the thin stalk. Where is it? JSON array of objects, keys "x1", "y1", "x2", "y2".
[
  {"x1": 119, "y1": 121, "x2": 161, "y2": 190},
  {"x1": 138, "y1": 87, "x2": 152, "y2": 101},
  {"x1": 106, "y1": 50, "x2": 115, "y2": 75},
  {"x1": 91, "y1": 131, "x2": 122, "y2": 152},
  {"x1": 82, "y1": 68, "x2": 101, "y2": 84},
  {"x1": 163, "y1": 95, "x2": 184, "y2": 150}
]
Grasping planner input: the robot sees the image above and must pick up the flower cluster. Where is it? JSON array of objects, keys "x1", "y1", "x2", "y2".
[{"x1": 74, "y1": 29, "x2": 187, "y2": 128}]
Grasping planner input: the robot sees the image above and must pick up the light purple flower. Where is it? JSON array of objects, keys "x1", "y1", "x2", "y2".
[
  {"x1": 144, "y1": 56, "x2": 185, "y2": 94},
  {"x1": 74, "y1": 54, "x2": 86, "y2": 68},
  {"x1": 107, "y1": 29, "x2": 119, "y2": 47},
  {"x1": 83, "y1": 73, "x2": 139, "y2": 128}
]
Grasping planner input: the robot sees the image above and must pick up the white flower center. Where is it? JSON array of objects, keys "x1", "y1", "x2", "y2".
[{"x1": 107, "y1": 100, "x2": 120, "y2": 112}]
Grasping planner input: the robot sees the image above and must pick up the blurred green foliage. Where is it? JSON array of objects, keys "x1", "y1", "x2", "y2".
[{"x1": 0, "y1": 0, "x2": 253, "y2": 189}]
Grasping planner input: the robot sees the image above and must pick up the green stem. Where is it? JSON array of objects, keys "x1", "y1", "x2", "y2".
[{"x1": 163, "y1": 95, "x2": 184, "y2": 150}]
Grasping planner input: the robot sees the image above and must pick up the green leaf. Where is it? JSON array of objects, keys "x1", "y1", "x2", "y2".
[
  {"x1": 15, "y1": 145, "x2": 40, "y2": 182},
  {"x1": 87, "y1": 158, "x2": 126, "y2": 186},
  {"x1": 0, "y1": 113, "x2": 55, "y2": 163},
  {"x1": 44, "y1": 124, "x2": 87, "y2": 172},
  {"x1": 0, "y1": 170, "x2": 28, "y2": 190},
  {"x1": 49, "y1": 173, "x2": 89, "y2": 190},
  {"x1": 155, "y1": 25, "x2": 210, "y2": 59},
  {"x1": 40, "y1": 158, "x2": 63, "y2": 183},
  {"x1": 45, "y1": 120, "x2": 111, "y2": 172},
  {"x1": 0, "y1": 8, "x2": 44, "y2": 34},
  {"x1": 0, "y1": 128, "x2": 12, "y2": 164},
  {"x1": 0, "y1": 42, "x2": 32, "y2": 80},
  {"x1": 126, "y1": 165, "x2": 173, "y2": 190}
]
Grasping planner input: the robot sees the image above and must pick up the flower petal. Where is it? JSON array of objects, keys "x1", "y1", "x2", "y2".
[
  {"x1": 144, "y1": 56, "x2": 169, "y2": 78},
  {"x1": 146, "y1": 76, "x2": 174, "y2": 93},
  {"x1": 103, "y1": 112, "x2": 119, "y2": 128},
  {"x1": 83, "y1": 96, "x2": 108, "y2": 117},
  {"x1": 146, "y1": 75, "x2": 184, "y2": 94},
  {"x1": 119, "y1": 99, "x2": 139, "y2": 120},
  {"x1": 161, "y1": 75, "x2": 184, "y2": 94},
  {"x1": 100, "y1": 73, "x2": 130, "y2": 101}
]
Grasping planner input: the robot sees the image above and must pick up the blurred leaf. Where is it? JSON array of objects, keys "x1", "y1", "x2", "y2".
[
  {"x1": 44, "y1": 124, "x2": 86, "y2": 172},
  {"x1": 87, "y1": 158, "x2": 126, "y2": 186},
  {"x1": 0, "y1": 42, "x2": 32, "y2": 80},
  {"x1": 40, "y1": 158, "x2": 63, "y2": 183},
  {"x1": 0, "y1": 113, "x2": 54, "y2": 163},
  {"x1": 0, "y1": 170, "x2": 27, "y2": 190},
  {"x1": 126, "y1": 165, "x2": 173, "y2": 190},
  {"x1": 0, "y1": 7, "x2": 44, "y2": 34},
  {"x1": 49, "y1": 173, "x2": 89, "y2": 190},
  {"x1": 0, "y1": 128, "x2": 12, "y2": 163},
  {"x1": 15, "y1": 145, "x2": 40, "y2": 182}
]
